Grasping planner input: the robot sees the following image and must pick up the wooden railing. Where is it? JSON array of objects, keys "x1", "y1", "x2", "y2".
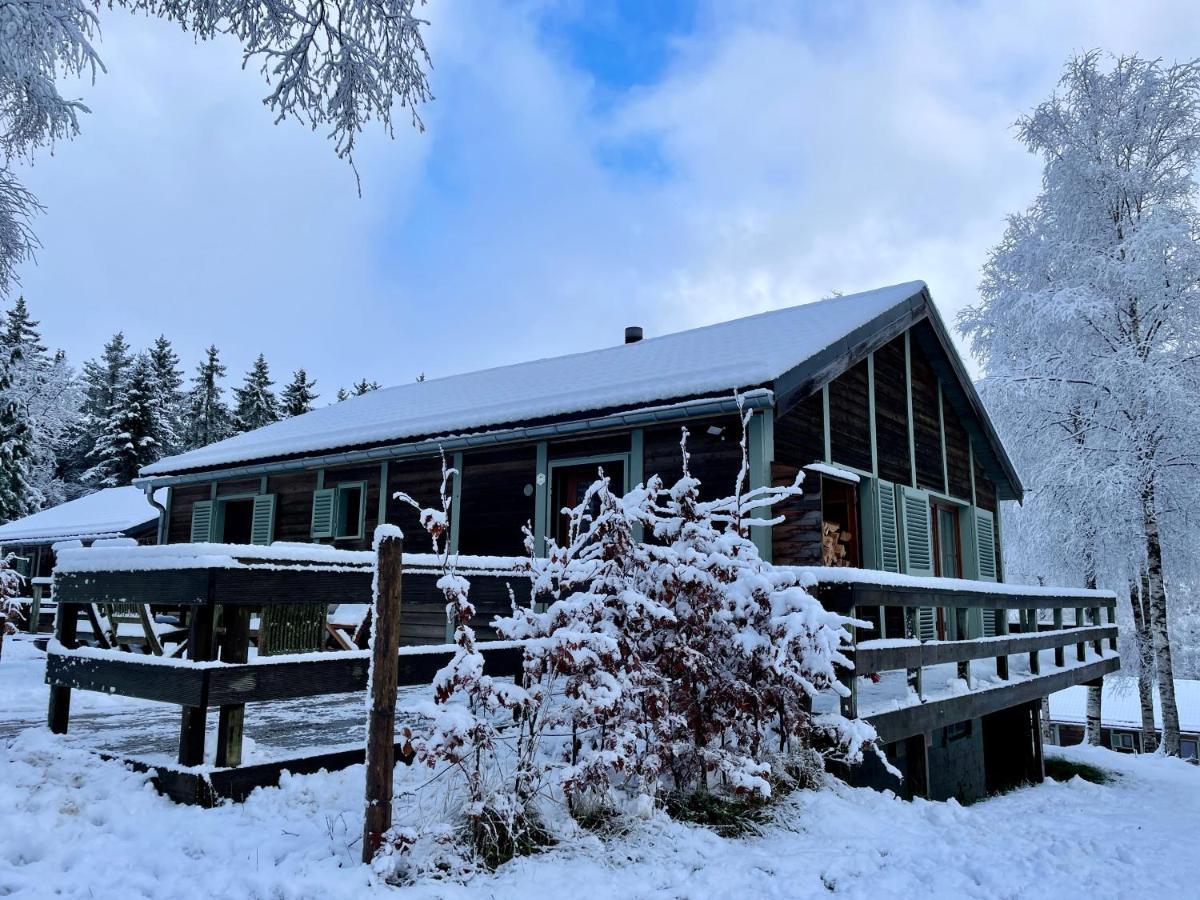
[{"x1": 804, "y1": 570, "x2": 1121, "y2": 744}]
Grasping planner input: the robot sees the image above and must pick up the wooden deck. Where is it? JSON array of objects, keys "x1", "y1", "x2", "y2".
[{"x1": 43, "y1": 548, "x2": 1121, "y2": 804}]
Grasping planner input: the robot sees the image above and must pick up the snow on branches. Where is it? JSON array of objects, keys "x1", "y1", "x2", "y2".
[
  {"x1": 501, "y1": 405, "x2": 876, "y2": 808},
  {"x1": 0, "y1": 552, "x2": 25, "y2": 660},
  {"x1": 392, "y1": 453, "x2": 538, "y2": 868},
  {"x1": 383, "y1": 403, "x2": 880, "y2": 876}
]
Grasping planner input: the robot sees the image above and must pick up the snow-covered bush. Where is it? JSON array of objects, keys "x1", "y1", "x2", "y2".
[
  {"x1": 391, "y1": 454, "x2": 543, "y2": 872},
  {"x1": 0, "y1": 552, "x2": 25, "y2": 661},
  {"x1": 384, "y1": 405, "x2": 880, "y2": 876},
  {"x1": 500, "y1": 404, "x2": 878, "y2": 813}
]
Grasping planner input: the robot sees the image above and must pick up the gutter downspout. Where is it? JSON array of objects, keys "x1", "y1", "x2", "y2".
[{"x1": 144, "y1": 486, "x2": 168, "y2": 546}]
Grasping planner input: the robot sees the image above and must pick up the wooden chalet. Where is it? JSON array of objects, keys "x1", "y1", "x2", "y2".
[{"x1": 50, "y1": 279, "x2": 1115, "y2": 803}]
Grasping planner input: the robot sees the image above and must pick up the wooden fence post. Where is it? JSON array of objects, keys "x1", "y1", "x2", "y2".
[
  {"x1": 363, "y1": 529, "x2": 403, "y2": 865},
  {"x1": 47, "y1": 602, "x2": 79, "y2": 734}
]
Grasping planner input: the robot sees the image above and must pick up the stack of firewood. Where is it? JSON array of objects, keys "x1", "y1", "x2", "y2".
[{"x1": 822, "y1": 521, "x2": 852, "y2": 567}]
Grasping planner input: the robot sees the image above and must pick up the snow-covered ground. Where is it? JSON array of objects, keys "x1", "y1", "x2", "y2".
[{"x1": 2, "y1": 635, "x2": 1197, "y2": 899}]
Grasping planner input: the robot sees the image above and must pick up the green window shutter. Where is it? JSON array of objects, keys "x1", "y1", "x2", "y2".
[
  {"x1": 311, "y1": 488, "x2": 336, "y2": 539},
  {"x1": 975, "y1": 508, "x2": 997, "y2": 582},
  {"x1": 251, "y1": 494, "x2": 276, "y2": 546},
  {"x1": 898, "y1": 486, "x2": 934, "y2": 577},
  {"x1": 898, "y1": 485, "x2": 935, "y2": 641},
  {"x1": 916, "y1": 607, "x2": 938, "y2": 642},
  {"x1": 876, "y1": 479, "x2": 900, "y2": 573},
  {"x1": 190, "y1": 500, "x2": 214, "y2": 542}
]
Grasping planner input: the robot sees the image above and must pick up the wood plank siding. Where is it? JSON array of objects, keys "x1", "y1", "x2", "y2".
[
  {"x1": 873, "y1": 336, "x2": 910, "y2": 486},
  {"x1": 909, "y1": 338, "x2": 945, "y2": 493},
  {"x1": 828, "y1": 359, "x2": 872, "y2": 473}
]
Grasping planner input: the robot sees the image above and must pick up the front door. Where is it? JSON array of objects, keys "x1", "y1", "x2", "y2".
[{"x1": 551, "y1": 461, "x2": 626, "y2": 547}]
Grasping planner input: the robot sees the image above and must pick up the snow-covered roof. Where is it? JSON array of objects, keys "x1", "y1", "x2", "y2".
[
  {"x1": 142, "y1": 282, "x2": 927, "y2": 477},
  {"x1": 1049, "y1": 677, "x2": 1200, "y2": 735},
  {"x1": 0, "y1": 486, "x2": 163, "y2": 546}
]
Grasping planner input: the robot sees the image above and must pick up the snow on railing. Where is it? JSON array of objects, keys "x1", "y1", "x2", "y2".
[
  {"x1": 789, "y1": 565, "x2": 1117, "y2": 601},
  {"x1": 54, "y1": 541, "x2": 527, "y2": 576}
]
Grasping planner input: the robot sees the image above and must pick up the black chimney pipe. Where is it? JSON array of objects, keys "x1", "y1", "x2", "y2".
[{"x1": 625, "y1": 326, "x2": 643, "y2": 344}]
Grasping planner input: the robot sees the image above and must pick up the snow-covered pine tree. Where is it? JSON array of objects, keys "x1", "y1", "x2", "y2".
[
  {"x1": 61, "y1": 333, "x2": 132, "y2": 488},
  {"x1": 147, "y1": 335, "x2": 185, "y2": 455},
  {"x1": 2, "y1": 298, "x2": 47, "y2": 355},
  {"x1": 84, "y1": 354, "x2": 165, "y2": 487},
  {"x1": 961, "y1": 52, "x2": 1200, "y2": 756},
  {"x1": 0, "y1": 551, "x2": 25, "y2": 662},
  {"x1": 335, "y1": 388, "x2": 349, "y2": 403},
  {"x1": 0, "y1": 346, "x2": 34, "y2": 522},
  {"x1": 351, "y1": 379, "x2": 380, "y2": 396},
  {"x1": 0, "y1": 296, "x2": 78, "y2": 509},
  {"x1": 233, "y1": 354, "x2": 280, "y2": 433},
  {"x1": 0, "y1": 0, "x2": 431, "y2": 297},
  {"x1": 280, "y1": 368, "x2": 318, "y2": 417},
  {"x1": 183, "y1": 345, "x2": 233, "y2": 450}
]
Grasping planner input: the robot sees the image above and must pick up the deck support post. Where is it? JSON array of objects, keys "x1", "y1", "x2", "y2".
[
  {"x1": 28, "y1": 582, "x2": 42, "y2": 634},
  {"x1": 1091, "y1": 607, "x2": 1103, "y2": 655},
  {"x1": 178, "y1": 597, "x2": 216, "y2": 767},
  {"x1": 47, "y1": 602, "x2": 79, "y2": 734},
  {"x1": 840, "y1": 617, "x2": 858, "y2": 718},
  {"x1": 1106, "y1": 605, "x2": 1118, "y2": 651},
  {"x1": 1053, "y1": 608, "x2": 1065, "y2": 667},
  {"x1": 1076, "y1": 607, "x2": 1087, "y2": 662},
  {"x1": 363, "y1": 530, "x2": 403, "y2": 864},
  {"x1": 215, "y1": 605, "x2": 252, "y2": 768},
  {"x1": 995, "y1": 606, "x2": 1009, "y2": 680},
  {"x1": 1027, "y1": 609, "x2": 1040, "y2": 675}
]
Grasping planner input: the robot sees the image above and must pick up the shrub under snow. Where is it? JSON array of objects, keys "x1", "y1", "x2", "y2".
[{"x1": 381, "y1": 405, "x2": 879, "y2": 878}]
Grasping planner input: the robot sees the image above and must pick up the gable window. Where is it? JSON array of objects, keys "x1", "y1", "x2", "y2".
[{"x1": 334, "y1": 482, "x2": 367, "y2": 540}]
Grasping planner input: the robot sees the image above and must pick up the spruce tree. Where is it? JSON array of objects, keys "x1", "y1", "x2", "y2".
[
  {"x1": 233, "y1": 354, "x2": 280, "y2": 432},
  {"x1": 2, "y1": 297, "x2": 48, "y2": 359},
  {"x1": 183, "y1": 345, "x2": 233, "y2": 450},
  {"x1": 84, "y1": 355, "x2": 165, "y2": 487},
  {"x1": 280, "y1": 368, "x2": 318, "y2": 417},
  {"x1": 0, "y1": 295, "x2": 76, "y2": 508},
  {"x1": 0, "y1": 347, "x2": 34, "y2": 523},
  {"x1": 351, "y1": 378, "x2": 381, "y2": 396},
  {"x1": 61, "y1": 332, "x2": 132, "y2": 487},
  {"x1": 147, "y1": 335, "x2": 185, "y2": 454}
]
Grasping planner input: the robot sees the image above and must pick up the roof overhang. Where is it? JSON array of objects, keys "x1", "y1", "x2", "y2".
[{"x1": 134, "y1": 390, "x2": 775, "y2": 490}]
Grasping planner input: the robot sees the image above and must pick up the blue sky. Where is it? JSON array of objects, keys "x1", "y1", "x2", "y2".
[{"x1": 13, "y1": 0, "x2": 1200, "y2": 395}]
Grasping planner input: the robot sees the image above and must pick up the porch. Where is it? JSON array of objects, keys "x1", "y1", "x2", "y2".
[{"x1": 42, "y1": 545, "x2": 1118, "y2": 805}]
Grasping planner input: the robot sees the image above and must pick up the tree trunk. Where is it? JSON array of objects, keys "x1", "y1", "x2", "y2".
[
  {"x1": 1131, "y1": 572, "x2": 1158, "y2": 752},
  {"x1": 1083, "y1": 557, "x2": 1103, "y2": 746},
  {"x1": 1143, "y1": 483, "x2": 1181, "y2": 756},
  {"x1": 1085, "y1": 682, "x2": 1103, "y2": 745},
  {"x1": 0, "y1": 614, "x2": 7, "y2": 662}
]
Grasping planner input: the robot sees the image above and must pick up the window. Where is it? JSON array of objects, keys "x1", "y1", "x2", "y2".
[
  {"x1": 1110, "y1": 732, "x2": 1135, "y2": 752},
  {"x1": 1181, "y1": 739, "x2": 1198, "y2": 761},
  {"x1": 335, "y1": 482, "x2": 366, "y2": 540},
  {"x1": 820, "y1": 477, "x2": 861, "y2": 567},
  {"x1": 217, "y1": 497, "x2": 255, "y2": 544}
]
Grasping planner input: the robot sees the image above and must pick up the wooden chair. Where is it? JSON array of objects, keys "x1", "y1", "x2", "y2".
[
  {"x1": 256, "y1": 603, "x2": 328, "y2": 656},
  {"x1": 83, "y1": 603, "x2": 189, "y2": 657},
  {"x1": 325, "y1": 604, "x2": 371, "y2": 651}
]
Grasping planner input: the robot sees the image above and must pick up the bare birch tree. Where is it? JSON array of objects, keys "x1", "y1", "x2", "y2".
[{"x1": 962, "y1": 52, "x2": 1200, "y2": 755}]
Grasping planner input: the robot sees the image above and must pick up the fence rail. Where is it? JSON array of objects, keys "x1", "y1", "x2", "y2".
[{"x1": 808, "y1": 573, "x2": 1120, "y2": 743}]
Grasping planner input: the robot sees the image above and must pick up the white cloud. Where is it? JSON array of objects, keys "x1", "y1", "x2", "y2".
[{"x1": 13, "y1": 0, "x2": 1200, "y2": 389}]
